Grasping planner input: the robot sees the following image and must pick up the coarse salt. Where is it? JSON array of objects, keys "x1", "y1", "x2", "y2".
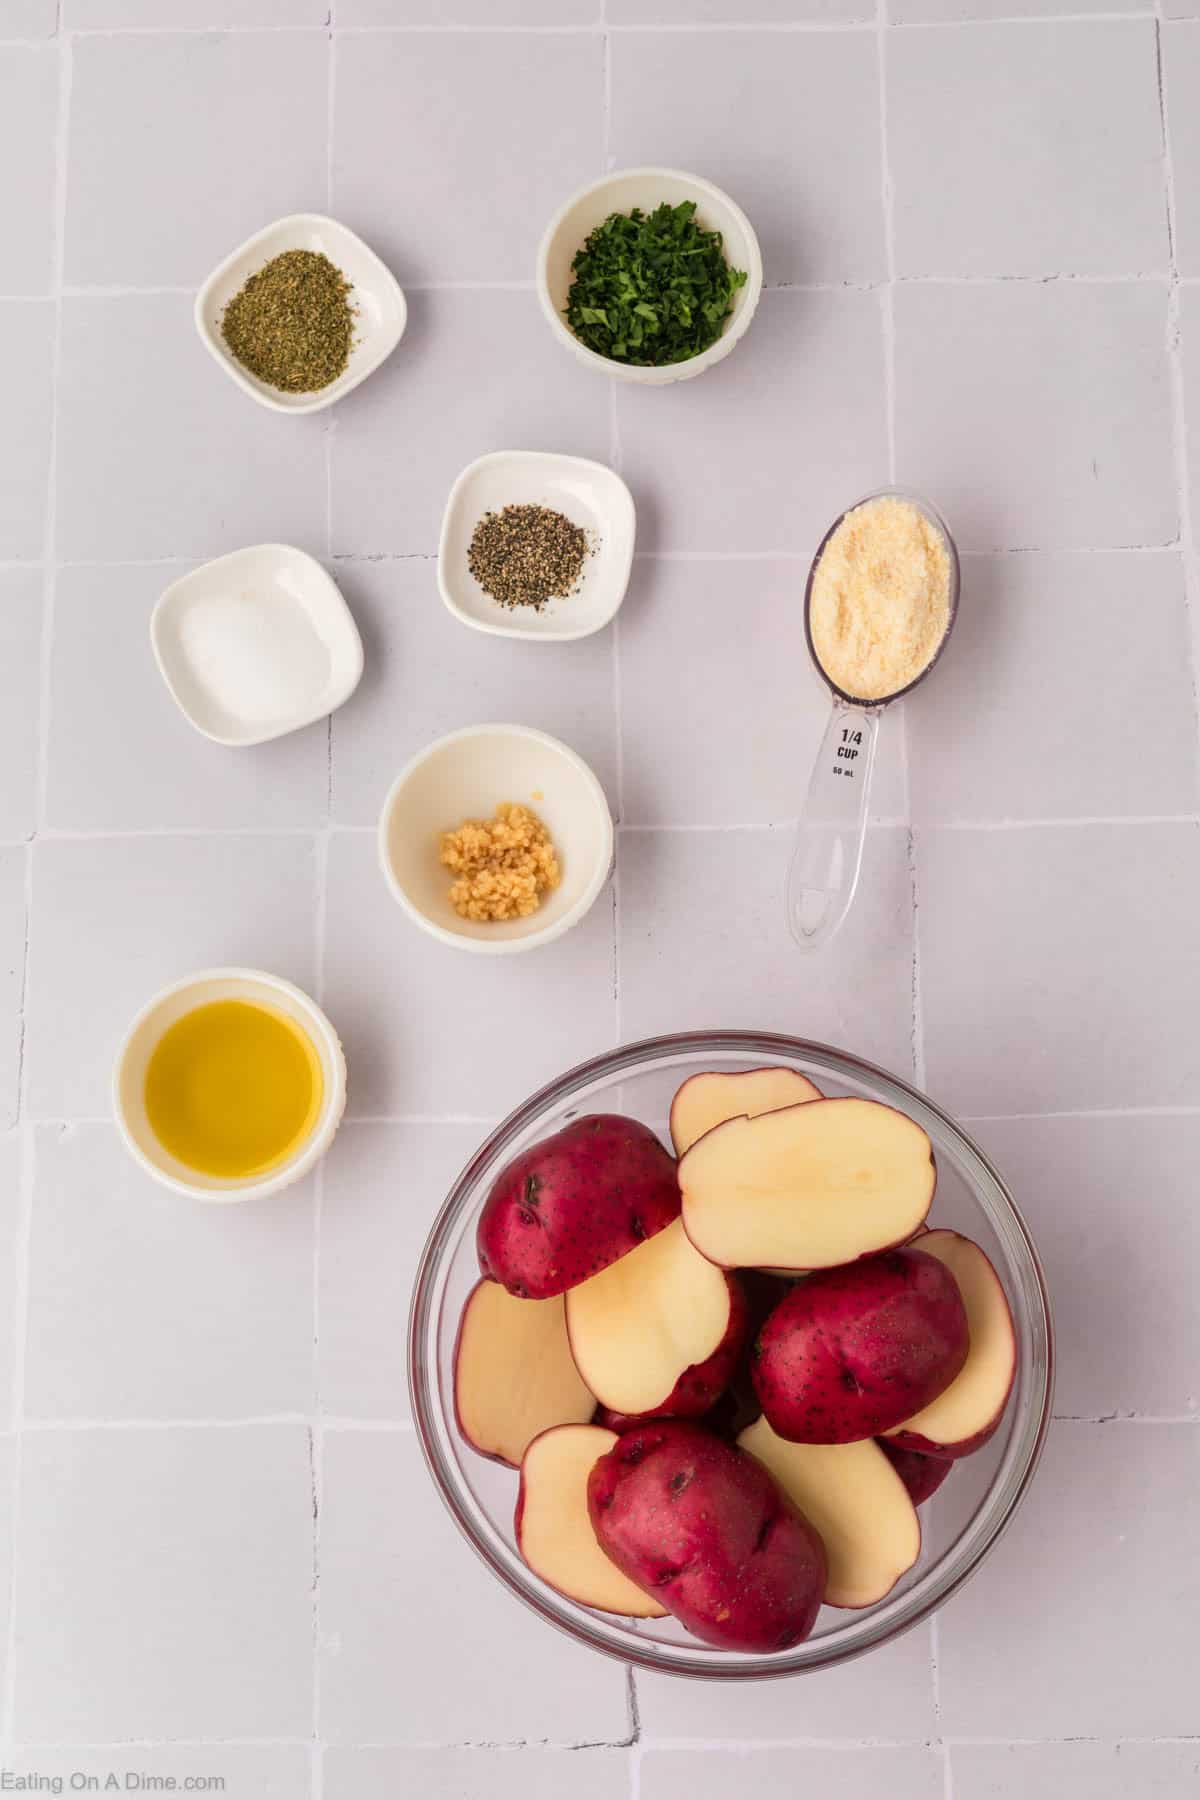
[{"x1": 176, "y1": 585, "x2": 332, "y2": 727}]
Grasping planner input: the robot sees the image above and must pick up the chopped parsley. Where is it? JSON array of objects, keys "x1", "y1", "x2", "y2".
[{"x1": 564, "y1": 200, "x2": 748, "y2": 367}]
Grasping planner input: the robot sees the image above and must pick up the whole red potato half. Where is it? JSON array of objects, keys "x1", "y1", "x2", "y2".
[
  {"x1": 587, "y1": 1420, "x2": 826, "y2": 1653},
  {"x1": 752, "y1": 1248, "x2": 969, "y2": 1444},
  {"x1": 477, "y1": 1115, "x2": 680, "y2": 1300}
]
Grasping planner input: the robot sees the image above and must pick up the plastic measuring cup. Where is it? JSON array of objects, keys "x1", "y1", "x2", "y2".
[{"x1": 787, "y1": 488, "x2": 960, "y2": 952}]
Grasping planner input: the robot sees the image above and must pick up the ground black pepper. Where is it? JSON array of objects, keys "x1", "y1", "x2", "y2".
[
  {"x1": 467, "y1": 505, "x2": 591, "y2": 611},
  {"x1": 221, "y1": 249, "x2": 355, "y2": 394}
]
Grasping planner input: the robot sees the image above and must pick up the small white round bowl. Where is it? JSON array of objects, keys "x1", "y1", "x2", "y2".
[
  {"x1": 378, "y1": 725, "x2": 614, "y2": 956},
  {"x1": 113, "y1": 968, "x2": 347, "y2": 1202},
  {"x1": 537, "y1": 167, "x2": 763, "y2": 387}
]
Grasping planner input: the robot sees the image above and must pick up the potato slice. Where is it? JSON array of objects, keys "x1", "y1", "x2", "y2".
[
  {"x1": 739, "y1": 1417, "x2": 920, "y2": 1608},
  {"x1": 679, "y1": 1098, "x2": 935, "y2": 1270},
  {"x1": 883, "y1": 1231, "x2": 1016, "y2": 1459},
  {"x1": 669, "y1": 1067, "x2": 822, "y2": 1156},
  {"x1": 565, "y1": 1219, "x2": 731, "y2": 1415},
  {"x1": 454, "y1": 1279, "x2": 594, "y2": 1467},
  {"x1": 516, "y1": 1424, "x2": 668, "y2": 1618}
]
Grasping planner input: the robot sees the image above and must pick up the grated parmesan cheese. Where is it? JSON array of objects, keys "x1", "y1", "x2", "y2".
[{"x1": 809, "y1": 497, "x2": 951, "y2": 702}]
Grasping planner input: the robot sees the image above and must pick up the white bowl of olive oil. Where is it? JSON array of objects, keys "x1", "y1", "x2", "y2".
[{"x1": 113, "y1": 969, "x2": 346, "y2": 1202}]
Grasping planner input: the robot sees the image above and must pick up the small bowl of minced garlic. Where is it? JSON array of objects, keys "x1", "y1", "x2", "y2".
[{"x1": 378, "y1": 724, "x2": 614, "y2": 955}]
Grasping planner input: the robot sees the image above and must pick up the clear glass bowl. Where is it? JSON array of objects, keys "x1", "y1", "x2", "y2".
[{"x1": 409, "y1": 1033, "x2": 1054, "y2": 1680}]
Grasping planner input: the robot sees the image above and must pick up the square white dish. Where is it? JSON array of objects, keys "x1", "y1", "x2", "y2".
[
  {"x1": 194, "y1": 213, "x2": 407, "y2": 415},
  {"x1": 438, "y1": 450, "x2": 636, "y2": 642},
  {"x1": 151, "y1": 545, "x2": 364, "y2": 748}
]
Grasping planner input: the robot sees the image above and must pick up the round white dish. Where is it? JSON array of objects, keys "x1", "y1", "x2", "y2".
[
  {"x1": 378, "y1": 724, "x2": 614, "y2": 955},
  {"x1": 151, "y1": 544, "x2": 364, "y2": 748},
  {"x1": 438, "y1": 450, "x2": 636, "y2": 642},
  {"x1": 537, "y1": 167, "x2": 763, "y2": 386},
  {"x1": 112, "y1": 968, "x2": 347, "y2": 1202},
  {"x1": 194, "y1": 212, "x2": 407, "y2": 415}
]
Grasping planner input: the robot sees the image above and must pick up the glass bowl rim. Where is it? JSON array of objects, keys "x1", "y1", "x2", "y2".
[{"x1": 408, "y1": 1030, "x2": 1055, "y2": 1680}]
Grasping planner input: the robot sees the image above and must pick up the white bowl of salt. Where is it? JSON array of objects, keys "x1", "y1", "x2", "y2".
[{"x1": 151, "y1": 545, "x2": 363, "y2": 747}]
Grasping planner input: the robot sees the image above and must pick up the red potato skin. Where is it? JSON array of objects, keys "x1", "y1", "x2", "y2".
[
  {"x1": 594, "y1": 1274, "x2": 750, "y2": 1430},
  {"x1": 752, "y1": 1249, "x2": 969, "y2": 1445},
  {"x1": 477, "y1": 1115, "x2": 680, "y2": 1300},
  {"x1": 692, "y1": 1272, "x2": 795, "y2": 1441},
  {"x1": 587, "y1": 1421, "x2": 826, "y2": 1653},
  {"x1": 877, "y1": 1438, "x2": 953, "y2": 1506},
  {"x1": 884, "y1": 1367, "x2": 1016, "y2": 1461}
]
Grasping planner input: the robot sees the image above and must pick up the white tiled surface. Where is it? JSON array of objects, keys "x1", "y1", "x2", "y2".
[{"x1": 2, "y1": 7, "x2": 1199, "y2": 1799}]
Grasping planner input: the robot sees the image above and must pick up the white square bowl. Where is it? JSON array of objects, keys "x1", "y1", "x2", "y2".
[
  {"x1": 438, "y1": 450, "x2": 636, "y2": 642},
  {"x1": 195, "y1": 213, "x2": 407, "y2": 415},
  {"x1": 151, "y1": 544, "x2": 364, "y2": 748}
]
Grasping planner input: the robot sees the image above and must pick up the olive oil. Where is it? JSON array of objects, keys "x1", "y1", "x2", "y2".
[{"x1": 144, "y1": 999, "x2": 322, "y2": 1179}]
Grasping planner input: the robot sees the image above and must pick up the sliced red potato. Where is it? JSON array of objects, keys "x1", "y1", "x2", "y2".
[
  {"x1": 738, "y1": 1416, "x2": 920, "y2": 1608},
  {"x1": 516, "y1": 1424, "x2": 668, "y2": 1618},
  {"x1": 883, "y1": 1230, "x2": 1016, "y2": 1459},
  {"x1": 669, "y1": 1067, "x2": 822, "y2": 1156},
  {"x1": 679, "y1": 1098, "x2": 935, "y2": 1271},
  {"x1": 454, "y1": 1278, "x2": 594, "y2": 1467},
  {"x1": 878, "y1": 1439, "x2": 953, "y2": 1507},
  {"x1": 565, "y1": 1218, "x2": 731, "y2": 1415}
]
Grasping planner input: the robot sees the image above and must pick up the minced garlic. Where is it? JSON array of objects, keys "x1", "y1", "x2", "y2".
[
  {"x1": 809, "y1": 497, "x2": 951, "y2": 702},
  {"x1": 439, "y1": 802, "x2": 561, "y2": 923}
]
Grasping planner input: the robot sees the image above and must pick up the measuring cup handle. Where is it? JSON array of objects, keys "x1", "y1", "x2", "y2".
[{"x1": 786, "y1": 701, "x2": 880, "y2": 951}]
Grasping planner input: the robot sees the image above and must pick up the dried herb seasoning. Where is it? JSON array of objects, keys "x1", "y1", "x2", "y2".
[
  {"x1": 565, "y1": 200, "x2": 747, "y2": 367},
  {"x1": 467, "y1": 505, "x2": 591, "y2": 611},
  {"x1": 221, "y1": 249, "x2": 355, "y2": 394}
]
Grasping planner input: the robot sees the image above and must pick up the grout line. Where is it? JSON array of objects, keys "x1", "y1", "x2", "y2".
[
  {"x1": 908, "y1": 830, "x2": 927, "y2": 1089},
  {"x1": 962, "y1": 1103, "x2": 1200, "y2": 1121},
  {"x1": 2, "y1": 1732, "x2": 1190, "y2": 1753},
  {"x1": 321, "y1": 1418, "x2": 416, "y2": 1433},
  {"x1": 3, "y1": 543, "x2": 1179, "y2": 573},
  {"x1": 0, "y1": 1126, "x2": 34, "y2": 1756},
  {"x1": 603, "y1": 17, "x2": 624, "y2": 1052},
  {"x1": 18, "y1": 1410, "x2": 1191, "y2": 1433},
  {"x1": 314, "y1": 24, "x2": 335, "y2": 1761},
  {"x1": 619, "y1": 1736, "x2": 967, "y2": 1752},
  {"x1": 339, "y1": 18, "x2": 877, "y2": 32},
  {"x1": 943, "y1": 1743, "x2": 955, "y2": 1800},
  {"x1": 897, "y1": 813, "x2": 1200, "y2": 829},
  {"x1": 4, "y1": 29, "x2": 73, "y2": 1758},
  {"x1": 891, "y1": 9, "x2": 1154, "y2": 26},
  {"x1": 14, "y1": 813, "x2": 1200, "y2": 848},
  {"x1": 18, "y1": 1113, "x2": 501, "y2": 1129},
  {"x1": 624, "y1": 1664, "x2": 640, "y2": 1749},
  {"x1": 1053, "y1": 1411, "x2": 1200, "y2": 1424},
  {"x1": 878, "y1": 2, "x2": 897, "y2": 485},
  {"x1": 59, "y1": 283, "x2": 194, "y2": 298},
  {"x1": 21, "y1": 1415, "x2": 314, "y2": 1432},
  {"x1": 26, "y1": 274, "x2": 1179, "y2": 305},
  {"x1": 629, "y1": 1741, "x2": 643, "y2": 1800},
  {"x1": 21, "y1": 11, "x2": 1158, "y2": 38},
  {"x1": 25, "y1": 27, "x2": 73, "y2": 1108},
  {"x1": 1156, "y1": 9, "x2": 1200, "y2": 801}
]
